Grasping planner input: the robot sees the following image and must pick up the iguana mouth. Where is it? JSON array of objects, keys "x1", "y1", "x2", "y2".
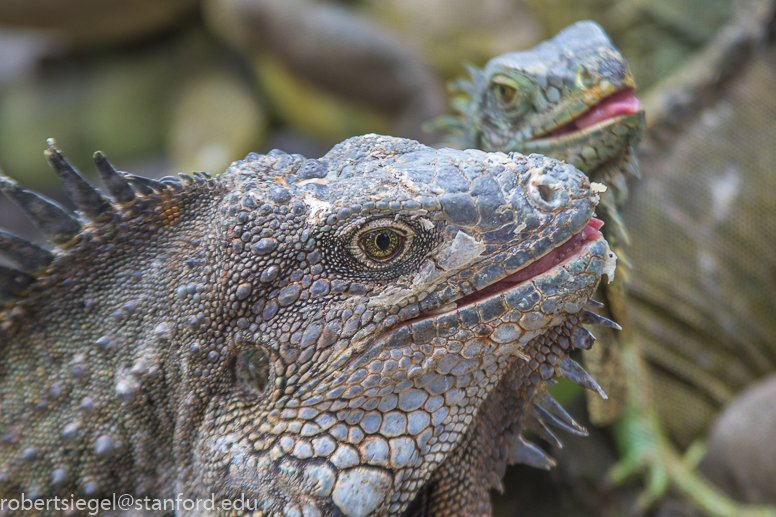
[
  {"x1": 537, "y1": 89, "x2": 642, "y2": 140},
  {"x1": 454, "y1": 217, "x2": 604, "y2": 308},
  {"x1": 401, "y1": 217, "x2": 605, "y2": 328}
]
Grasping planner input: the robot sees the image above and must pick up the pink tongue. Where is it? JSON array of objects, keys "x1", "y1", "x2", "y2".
[{"x1": 574, "y1": 90, "x2": 641, "y2": 129}]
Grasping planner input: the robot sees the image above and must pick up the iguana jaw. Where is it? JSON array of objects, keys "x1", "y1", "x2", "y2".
[
  {"x1": 539, "y1": 89, "x2": 642, "y2": 139},
  {"x1": 524, "y1": 89, "x2": 645, "y2": 166},
  {"x1": 454, "y1": 217, "x2": 604, "y2": 307},
  {"x1": 398, "y1": 217, "x2": 608, "y2": 330}
]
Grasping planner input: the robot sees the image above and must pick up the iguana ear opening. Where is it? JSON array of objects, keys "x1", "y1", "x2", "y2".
[{"x1": 235, "y1": 347, "x2": 273, "y2": 398}]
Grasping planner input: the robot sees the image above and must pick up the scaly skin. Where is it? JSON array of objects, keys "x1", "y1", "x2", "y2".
[
  {"x1": 445, "y1": 20, "x2": 776, "y2": 517},
  {"x1": 0, "y1": 135, "x2": 614, "y2": 516}
]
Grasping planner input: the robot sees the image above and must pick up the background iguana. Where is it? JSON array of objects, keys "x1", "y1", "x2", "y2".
[
  {"x1": 0, "y1": 134, "x2": 617, "y2": 515},
  {"x1": 442, "y1": 15, "x2": 776, "y2": 517}
]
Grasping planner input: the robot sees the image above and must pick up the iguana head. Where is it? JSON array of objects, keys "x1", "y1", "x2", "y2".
[
  {"x1": 0, "y1": 135, "x2": 613, "y2": 516},
  {"x1": 444, "y1": 21, "x2": 646, "y2": 250},
  {"x1": 191, "y1": 135, "x2": 613, "y2": 515},
  {"x1": 449, "y1": 21, "x2": 645, "y2": 173}
]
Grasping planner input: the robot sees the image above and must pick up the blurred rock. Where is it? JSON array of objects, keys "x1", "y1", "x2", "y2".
[
  {"x1": 253, "y1": 52, "x2": 390, "y2": 145},
  {"x1": 0, "y1": 29, "x2": 254, "y2": 188},
  {"x1": 169, "y1": 59, "x2": 267, "y2": 175},
  {"x1": 0, "y1": 42, "x2": 176, "y2": 187},
  {"x1": 359, "y1": 0, "x2": 542, "y2": 79},
  {"x1": 0, "y1": 28, "x2": 64, "y2": 86},
  {"x1": 204, "y1": 0, "x2": 445, "y2": 142},
  {"x1": 0, "y1": 0, "x2": 199, "y2": 50},
  {"x1": 701, "y1": 374, "x2": 776, "y2": 504}
]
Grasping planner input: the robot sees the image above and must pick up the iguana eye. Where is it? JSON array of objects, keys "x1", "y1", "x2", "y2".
[
  {"x1": 494, "y1": 83, "x2": 516, "y2": 103},
  {"x1": 348, "y1": 219, "x2": 414, "y2": 267},
  {"x1": 360, "y1": 229, "x2": 403, "y2": 261},
  {"x1": 489, "y1": 74, "x2": 534, "y2": 116}
]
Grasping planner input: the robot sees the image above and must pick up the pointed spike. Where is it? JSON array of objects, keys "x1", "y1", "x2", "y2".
[
  {"x1": 580, "y1": 309, "x2": 622, "y2": 330},
  {"x1": 0, "y1": 265, "x2": 35, "y2": 301},
  {"x1": 449, "y1": 97, "x2": 474, "y2": 116},
  {"x1": 189, "y1": 173, "x2": 206, "y2": 185},
  {"x1": 0, "y1": 230, "x2": 53, "y2": 273},
  {"x1": 178, "y1": 173, "x2": 194, "y2": 184},
  {"x1": 585, "y1": 299, "x2": 604, "y2": 309},
  {"x1": 559, "y1": 357, "x2": 608, "y2": 400},
  {"x1": 571, "y1": 326, "x2": 596, "y2": 350},
  {"x1": 451, "y1": 77, "x2": 475, "y2": 95},
  {"x1": 531, "y1": 403, "x2": 588, "y2": 437},
  {"x1": 464, "y1": 64, "x2": 483, "y2": 81},
  {"x1": 45, "y1": 142, "x2": 112, "y2": 220},
  {"x1": 625, "y1": 147, "x2": 641, "y2": 179},
  {"x1": 508, "y1": 436, "x2": 556, "y2": 470},
  {"x1": 93, "y1": 152, "x2": 135, "y2": 204},
  {"x1": 159, "y1": 176, "x2": 183, "y2": 192},
  {"x1": 0, "y1": 174, "x2": 81, "y2": 245},
  {"x1": 489, "y1": 472, "x2": 504, "y2": 494},
  {"x1": 124, "y1": 174, "x2": 165, "y2": 196},
  {"x1": 534, "y1": 391, "x2": 587, "y2": 434},
  {"x1": 526, "y1": 413, "x2": 563, "y2": 448}
]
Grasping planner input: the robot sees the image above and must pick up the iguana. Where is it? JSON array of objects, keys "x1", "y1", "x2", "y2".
[
  {"x1": 0, "y1": 135, "x2": 617, "y2": 515},
  {"x1": 443, "y1": 17, "x2": 776, "y2": 517}
]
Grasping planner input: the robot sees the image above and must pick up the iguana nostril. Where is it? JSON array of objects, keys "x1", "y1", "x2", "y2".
[
  {"x1": 528, "y1": 173, "x2": 569, "y2": 210},
  {"x1": 537, "y1": 184, "x2": 554, "y2": 203}
]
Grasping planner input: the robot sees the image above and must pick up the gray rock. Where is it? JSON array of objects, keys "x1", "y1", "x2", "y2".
[{"x1": 701, "y1": 374, "x2": 776, "y2": 504}]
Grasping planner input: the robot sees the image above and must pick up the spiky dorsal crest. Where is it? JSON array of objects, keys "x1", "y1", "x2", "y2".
[
  {"x1": 0, "y1": 140, "x2": 215, "y2": 310},
  {"x1": 424, "y1": 64, "x2": 487, "y2": 149}
]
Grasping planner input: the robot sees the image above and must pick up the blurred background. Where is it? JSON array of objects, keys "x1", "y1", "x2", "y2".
[
  {"x1": 0, "y1": 0, "x2": 769, "y2": 515},
  {"x1": 0, "y1": 0, "x2": 732, "y2": 189}
]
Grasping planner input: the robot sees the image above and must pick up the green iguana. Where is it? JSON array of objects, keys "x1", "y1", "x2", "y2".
[
  {"x1": 0, "y1": 135, "x2": 618, "y2": 515},
  {"x1": 443, "y1": 19, "x2": 776, "y2": 517}
]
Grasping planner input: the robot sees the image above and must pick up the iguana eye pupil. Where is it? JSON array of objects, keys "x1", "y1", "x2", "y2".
[
  {"x1": 376, "y1": 232, "x2": 391, "y2": 251},
  {"x1": 360, "y1": 229, "x2": 403, "y2": 260},
  {"x1": 496, "y1": 84, "x2": 516, "y2": 103}
]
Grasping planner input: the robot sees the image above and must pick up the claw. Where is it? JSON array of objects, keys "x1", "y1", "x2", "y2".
[{"x1": 585, "y1": 299, "x2": 604, "y2": 309}]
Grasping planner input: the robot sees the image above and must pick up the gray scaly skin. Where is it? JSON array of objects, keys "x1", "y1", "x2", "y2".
[
  {"x1": 0, "y1": 134, "x2": 615, "y2": 516},
  {"x1": 446, "y1": 19, "x2": 776, "y2": 517}
]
